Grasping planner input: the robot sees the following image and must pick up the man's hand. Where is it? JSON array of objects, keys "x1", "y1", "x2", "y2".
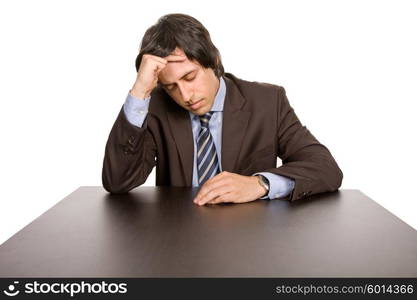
[
  {"x1": 130, "y1": 53, "x2": 186, "y2": 99},
  {"x1": 193, "y1": 171, "x2": 268, "y2": 205}
]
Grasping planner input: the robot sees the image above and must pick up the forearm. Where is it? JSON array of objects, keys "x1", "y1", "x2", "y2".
[
  {"x1": 267, "y1": 144, "x2": 343, "y2": 201},
  {"x1": 272, "y1": 86, "x2": 343, "y2": 201},
  {"x1": 102, "y1": 104, "x2": 156, "y2": 194}
]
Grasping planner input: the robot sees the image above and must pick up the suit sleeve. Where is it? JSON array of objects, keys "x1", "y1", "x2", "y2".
[
  {"x1": 264, "y1": 86, "x2": 343, "y2": 202},
  {"x1": 102, "y1": 105, "x2": 157, "y2": 194}
]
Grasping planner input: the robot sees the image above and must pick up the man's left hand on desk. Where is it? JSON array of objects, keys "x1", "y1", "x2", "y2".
[{"x1": 193, "y1": 171, "x2": 267, "y2": 205}]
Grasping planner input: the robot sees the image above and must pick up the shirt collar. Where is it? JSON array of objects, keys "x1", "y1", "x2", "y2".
[{"x1": 210, "y1": 76, "x2": 226, "y2": 112}]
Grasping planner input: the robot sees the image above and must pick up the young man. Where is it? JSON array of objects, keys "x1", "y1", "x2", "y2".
[{"x1": 102, "y1": 14, "x2": 343, "y2": 205}]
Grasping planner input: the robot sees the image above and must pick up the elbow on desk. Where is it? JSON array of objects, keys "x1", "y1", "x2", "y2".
[
  {"x1": 328, "y1": 161, "x2": 343, "y2": 192},
  {"x1": 102, "y1": 181, "x2": 139, "y2": 195},
  {"x1": 102, "y1": 177, "x2": 126, "y2": 194},
  {"x1": 102, "y1": 183, "x2": 129, "y2": 195},
  {"x1": 101, "y1": 172, "x2": 144, "y2": 195}
]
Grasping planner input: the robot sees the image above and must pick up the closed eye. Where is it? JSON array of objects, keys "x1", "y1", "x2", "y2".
[
  {"x1": 162, "y1": 70, "x2": 198, "y2": 91},
  {"x1": 184, "y1": 75, "x2": 196, "y2": 81},
  {"x1": 165, "y1": 84, "x2": 175, "y2": 91}
]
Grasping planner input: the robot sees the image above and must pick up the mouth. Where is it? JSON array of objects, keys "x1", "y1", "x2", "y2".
[{"x1": 188, "y1": 99, "x2": 204, "y2": 110}]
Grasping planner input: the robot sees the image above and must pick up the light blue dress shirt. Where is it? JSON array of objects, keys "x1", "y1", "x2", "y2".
[{"x1": 123, "y1": 77, "x2": 295, "y2": 199}]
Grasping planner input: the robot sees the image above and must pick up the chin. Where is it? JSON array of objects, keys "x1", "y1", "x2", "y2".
[{"x1": 194, "y1": 106, "x2": 210, "y2": 116}]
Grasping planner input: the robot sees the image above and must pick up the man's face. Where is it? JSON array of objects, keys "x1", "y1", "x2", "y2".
[{"x1": 158, "y1": 48, "x2": 220, "y2": 116}]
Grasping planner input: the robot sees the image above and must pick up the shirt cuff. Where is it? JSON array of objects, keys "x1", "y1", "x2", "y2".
[
  {"x1": 123, "y1": 91, "x2": 151, "y2": 127},
  {"x1": 253, "y1": 172, "x2": 295, "y2": 200}
]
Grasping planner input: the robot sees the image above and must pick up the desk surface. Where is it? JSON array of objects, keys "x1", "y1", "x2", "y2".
[{"x1": 0, "y1": 187, "x2": 416, "y2": 277}]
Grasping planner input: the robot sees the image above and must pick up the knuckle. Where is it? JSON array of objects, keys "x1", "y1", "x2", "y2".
[
  {"x1": 218, "y1": 195, "x2": 228, "y2": 203},
  {"x1": 213, "y1": 197, "x2": 222, "y2": 204},
  {"x1": 207, "y1": 190, "x2": 216, "y2": 199},
  {"x1": 218, "y1": 193, "x2": 226, "y2": 200}
]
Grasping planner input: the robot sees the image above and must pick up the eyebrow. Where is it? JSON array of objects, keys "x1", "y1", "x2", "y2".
[{"x1": 160, "y1": 69, "x2": 196, "y2": 86}]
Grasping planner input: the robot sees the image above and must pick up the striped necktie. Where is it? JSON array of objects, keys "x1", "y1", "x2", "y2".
[{"x1": 197, "y1": 112, "x2": 220, "y2": 185}]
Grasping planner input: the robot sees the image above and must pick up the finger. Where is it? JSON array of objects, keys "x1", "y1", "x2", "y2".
[
  {"x1": 197, "y1": 184, "x2": 232, "y2": 206},
  {"x1": 194, "y1": 179, "x2": 228, "y2": 202},
  {"x1": 153, "y1": 62, "x2": 168, "y2": 74},
  {"x1": 164, "y1": 54, "x2": 187, "y2": 62},
  {"x1": 145, "y1": 55, "x2": 168, "y2": 65},
  {"x1": 193, "y1": 172, "x2": 230, "y2": 202},
  {"x1": 207, "y1": 192, "x2": 233, "y2": 204}
]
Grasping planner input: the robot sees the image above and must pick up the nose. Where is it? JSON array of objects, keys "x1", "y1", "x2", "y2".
[{"x1": 177, "y1": 82, "x2": 193, "y2": 102}]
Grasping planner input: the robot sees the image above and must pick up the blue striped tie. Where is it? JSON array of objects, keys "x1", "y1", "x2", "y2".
[{"x1": 197, "y1": 112, "x2": 220, "y2": 185}]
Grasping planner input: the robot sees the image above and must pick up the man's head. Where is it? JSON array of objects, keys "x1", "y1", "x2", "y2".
[{"x1": 135, "y1": 14, "x2": 224, "y2": 115}]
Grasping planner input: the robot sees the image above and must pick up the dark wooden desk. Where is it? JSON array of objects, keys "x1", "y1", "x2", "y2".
[{"x1": 0, "y1": 187, "x2": 416, "y2": 277}]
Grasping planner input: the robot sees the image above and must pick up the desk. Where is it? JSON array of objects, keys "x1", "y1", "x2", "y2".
[{"x1": 0, "y1": 187, "x2": 416, "y2": 277}]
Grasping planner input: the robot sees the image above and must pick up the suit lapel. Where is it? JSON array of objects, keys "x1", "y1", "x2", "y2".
[
  {"x1": 221, "y1": 76, "x2": 251, "y2": 173},
  {"x1": 166, "y1": 108, "x2": 194, "y2": 186}
]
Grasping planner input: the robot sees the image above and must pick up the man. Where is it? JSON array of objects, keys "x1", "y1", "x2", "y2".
[{"x1": 102, "y1": 13, "x2": 343, "y2": 205}]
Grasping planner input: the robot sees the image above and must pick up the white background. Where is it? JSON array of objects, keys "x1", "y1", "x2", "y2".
[{"x1": 0, "y1": 0, "x2": 416, "y2": 245}]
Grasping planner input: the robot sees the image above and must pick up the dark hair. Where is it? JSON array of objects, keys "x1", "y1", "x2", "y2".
[{"x1": 135, "y1": 14, "x2": 224, "y2": 78}]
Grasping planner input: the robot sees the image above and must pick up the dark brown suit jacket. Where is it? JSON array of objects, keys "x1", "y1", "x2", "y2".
[{"x1": 102, "y1": 73, "x2": 343, "y2": 201}]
